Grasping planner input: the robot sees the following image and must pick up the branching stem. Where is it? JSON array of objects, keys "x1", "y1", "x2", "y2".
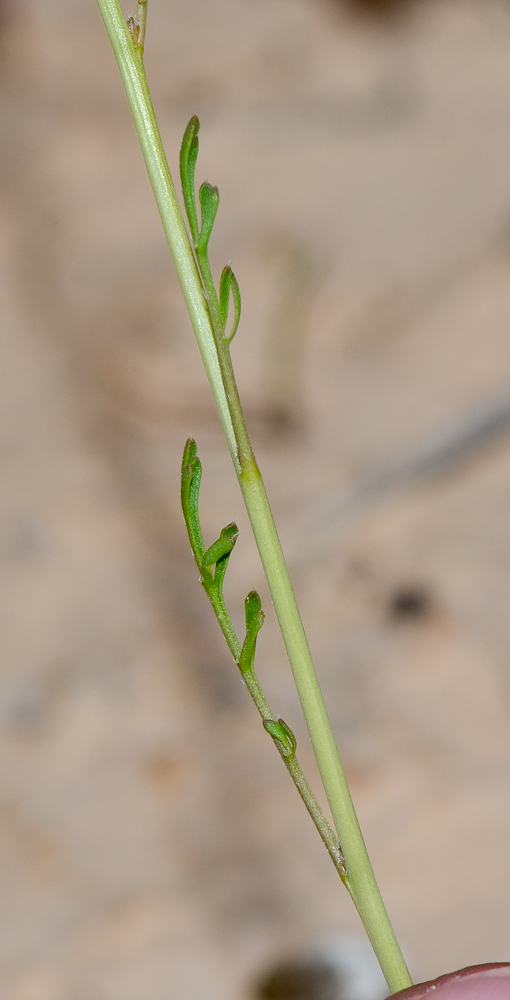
[
  {"x1": 181, "y1": 440, "x2": 348, "y2": 885},
  {"x1": 95, "y1": 1, "x2": 412, "y2": 992}
]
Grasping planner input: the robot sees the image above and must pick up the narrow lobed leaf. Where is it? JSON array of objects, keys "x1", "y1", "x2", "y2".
[
  {"x1": 203, "y1": 522, "x2": 239, "y2": 570},
  {"x1": 181, "y1": 436, "x2": 198, "y2": 469},
  {"x1": 214, "y1": 523, "x2": 239, "y2": 593},
  {"x1": 245, "y1": 590, "x2": 262, "y2": 630},
  {"x1": 219, "y1": 266, "x2": 241, "y2": 343},
  {"x1": 219, "y1": 265, "x2": 232, "y2": 328},
  {"x1": 197, "y1": 182, "x2": 219, "y2": 255},
  {"x1": 179, "y1": 116, "x2": 200, "y2": 243},
  {"x1": 239, "y1": 595, "x2": 264, "y2": 677},
  {"x1": 181, "y1": 438, "x2": 205, "y2": 563}
]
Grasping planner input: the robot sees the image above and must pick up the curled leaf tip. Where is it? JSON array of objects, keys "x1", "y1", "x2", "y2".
[
  {"x1": 182, "y1": 437, "x2": 197, "y2": 465},
  {"x1": 245, "y1": 589, "x2": 262, "y2": 625},
  {"x1": 221, "y1": 522, "x2": 239, "y2": 543},
  {"x1": 181, "y1": 116, "x2": 200, "y2": 151},
  {"x1": 180, "y1": 118, "x2": 201, "y2": 243},
  {"x1": 203, "y1": 523, "x2": 240, "y2": 570},
  {"x1": 263, "y1": 718, "x2": 297, "y2": 757},
  {"x1": 197, "y1": 182, "x2": 220, "y2": 253},
  {"x1": 239, "y1": 594, "x2": 264, "y2": 677}
]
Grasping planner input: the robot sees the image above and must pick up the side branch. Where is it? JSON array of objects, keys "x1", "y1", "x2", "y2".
[{"x1": 181, "y1": 439, "x2": 348, "y2": 887}]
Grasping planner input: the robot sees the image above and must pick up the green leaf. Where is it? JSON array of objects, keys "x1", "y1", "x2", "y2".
[
  {"x1": 181, "y1": 436, "x2": 197, "y2": 469},
  {"x1": 214, "y1": 523, "x2": 239, "y2": 594},
  {"x1": 197, "y1": 182, "x2": 219, "y2": 255},
  {"x1": 239, "y1": 591, "x2": 264, "y2": 677},
  {"x1": 181, "y1": 437, "x2": 205, "y2": 564},
  {"x1": 179, "y1": 116, "x2": 200, "y2": 244},
  {"x1": 219, "y1": 266, "x2": 241, "y2": 343},
  {"x1": 203, "y1": 522, "x2": 239, "y2": 572},
  {"x1": 245, "y1": 589, "x2": 262, "y2": 630},
  {"x1": 263, "y1": 718, "x2": 297, "y2": 758}
]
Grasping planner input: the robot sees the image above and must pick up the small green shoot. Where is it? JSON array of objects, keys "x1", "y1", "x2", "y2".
[
  {"x1": 95, "y1": 1, "x2": 412, "y2": 990},
  {"x1": 181, "y1": 436, "x2": 348, "y2": 883}
]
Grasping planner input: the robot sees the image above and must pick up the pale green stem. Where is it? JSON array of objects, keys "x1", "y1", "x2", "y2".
[
  {"x1": 95, "y1": 1, "x2": 412, "y2": 991},
  {"x1": 97, "y1": 0, "x2": 238, "y2": 468}
]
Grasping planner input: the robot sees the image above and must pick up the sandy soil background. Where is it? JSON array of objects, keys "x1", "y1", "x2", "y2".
[{"x1": 1, "y1": 0, "x2": 510, "y2": 997}]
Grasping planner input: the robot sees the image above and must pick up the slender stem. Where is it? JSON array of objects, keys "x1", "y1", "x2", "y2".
[
  {"x1": 211, "y1": 338, "x2": 410, "y2": 989},
  {"x1": 181, "y1": 446, "x2": 348, "y2": 886},
  {"x1": 222, "y1": 599, "x2": 349, "y2": 884},
  {"x1": 285, "y1": 755, "x2": 347, "y2": 883},
  {"x1": 238, "y1": 632, "x2": 349, "y2": 885},
  {"x1": 95, "y1": 1, "x2": 412, "y2": 991},
  {"x1": 238, "y1": 459, "x2": 409, "y2": 987},
  {"x1": 96, "y1": 0, "x2": 239, "y2": 470}
]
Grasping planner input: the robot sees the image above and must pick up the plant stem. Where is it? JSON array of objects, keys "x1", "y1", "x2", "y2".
[
  {"x1": 214, "y1": 345, "x2": 410, "y2": 990},
  {"x1": 97, "y1": 0, "x2": 238, "y2": 468},
  {"x1": 181, "y1": 443, "x2": 348, "y2": 886},
  {"x1": 95, "y1": 1, "x2": 412, "y2": 991}
]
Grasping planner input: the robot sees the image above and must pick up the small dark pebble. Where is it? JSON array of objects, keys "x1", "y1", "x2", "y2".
[
  {"x1": 256, "y1": 960, "x2": 340, "y2": 1000},
  {"x1": 389, "y1": 585, "x2": 432, "y2": 621}
]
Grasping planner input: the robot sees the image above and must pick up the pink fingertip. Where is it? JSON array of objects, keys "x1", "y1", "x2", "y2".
[{"x1": 391, "y1": 965, "x2": 510, "y2": 1000}]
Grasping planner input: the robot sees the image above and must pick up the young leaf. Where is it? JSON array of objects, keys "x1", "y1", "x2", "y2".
[
  {"x1": 203, "y1": 522, "x2": 239, "y2": 571},
  {"x1": 245, "y1": 589, "x2": 262, "y2": 630},
  {"x1": 214, "y1": 523, "x2": 239, "y2": 595},
  {"x1": 239, "y1": 591, "x2": 264, "y2": 677},
  {"x1": 179, "y1": 116, "x2": 200, "y2": 244},
  {"x1": 263, "y1": 718, "x2": 297, "y2": 758},
  {"x1": 181, "y1": 438, "x2": 205, "y2": 564},
  {"x1": 197, "y1": 182, "x2": 219, "y2": 255},
  {"x1": 182, "y1": 436, "x2": 197, "y2": 469},
  {"x1": 219, "y1": 266, "x2": 241, "y2": 343}
]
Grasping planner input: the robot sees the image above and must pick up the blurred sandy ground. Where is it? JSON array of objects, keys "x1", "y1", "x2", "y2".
[{"x1": 0, "y1": 0, "x2": 510, "y2": 996}]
